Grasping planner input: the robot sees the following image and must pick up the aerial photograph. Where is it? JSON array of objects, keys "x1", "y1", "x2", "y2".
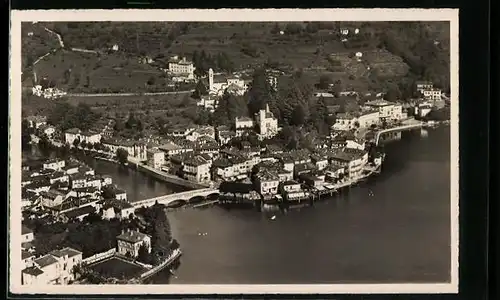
[{"x1": 17, "y1": 19, "x2": 453, "y2": 287}]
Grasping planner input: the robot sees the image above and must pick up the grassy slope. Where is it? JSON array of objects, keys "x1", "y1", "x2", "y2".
[{"x1": 22, "y1": 21, "x2": 450, "y2": 99}]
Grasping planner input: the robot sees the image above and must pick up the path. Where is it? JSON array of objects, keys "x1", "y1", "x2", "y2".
[{"x1": 67, "y1": 90, "x2": 194, "y2": 97}]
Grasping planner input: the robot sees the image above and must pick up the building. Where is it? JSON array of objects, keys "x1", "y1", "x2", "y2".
[
  {"x1": 311, "y1": 154, "x2": 329, "y2": 171},
  {"x1": 22, "y1": 247, "x2": 83, "y2": 285},
  {"x1": 255, "y1": 169, "x2": 280, "y2": 196},
  {"x1": 332, "y1": 112, "x2": 358, "y2": 131},
  {"x1": 26, "y1": 115, "x2": 47, "y2": 129},
  {"x1": 208, "y1": 68, "x2": 249, "y2": 96},
  {"x1": 423, "y1": 88, "x2": 442, "y2": 100},
  {"x1": 197, "y1": 95, "x2": 217, "y2": 112},
  {"x1": 186, "y1": 126, "x2": 216, "y2": 142},
  {"x1": 255, "y1": 105, "x2": 279, "y2": 139},
  {"x1": 416, "y1": 81, "x2": 434, "y2": 94},
  {"x1": 102, "y1": 139, "x2": 147, "y2": 161},
  {"x1": 65, "y1": 129, "x2": 102, "y2": 146},
  {"x1": 62, "y1": 205, "x2": 96, "y2": 222},
  {"x1": 328, "y1": 149, "x2": 368, "y2": 179},
  {"x1": 363, "y1": 99, "x2": 404, "y2": 122},
  {"x1": 168, "y1": 56, "x2": 195, "y2": 80},
  {"x1": 182, "y1": 155, "x2": 211, "y2": 183},
  {"x1": 146, "y1": 148, "x2": 165, "y2": 169},
  {"x1": 22, "y1": 250, "x2": 36, "y2": 270},
  {"x1": 116, "y1": 229, "x2": 152, "y2": 258},
  {"x1": 357, "y1": 110, "x2": 380, "y2": 128},
  {"x1": 39, "y1": 124, "x2": 56, "y2": 138},
  {"x1": 235, "y1": 117, "x2": 254, "y2": 136},
  {"x1": 100, "y1": 199, "x2": 135, "y2": 220},
  {"x1": 158, "y1": 142, "x2": 185, "y2": 157},
  {"x1": 280, "y1": 180, "x2": 308, "y2": 201},
  {"x1": 22, "y1": 225, "x2": 34, "y2": 244},
  {"x1": 40, "y1": 190, "x2": 65, "y2": 208},
  {"x1": 43, "y1": 159, "x2": 66, "y2": 171}
]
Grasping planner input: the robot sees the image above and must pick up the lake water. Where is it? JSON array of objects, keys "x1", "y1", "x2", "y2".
[{"x1": 148, "y1": 126, "x2": 451, "y2": 284}]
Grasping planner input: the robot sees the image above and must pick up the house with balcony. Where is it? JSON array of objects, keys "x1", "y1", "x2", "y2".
[
  {"x1": 255, "y1": 169, "x2": 280, "y2": 198},
  {"x1": 327, "y1": 148, "x2": 368, "y2": 179}
]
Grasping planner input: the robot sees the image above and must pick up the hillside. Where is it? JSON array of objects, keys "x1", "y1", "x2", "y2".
[{"x1": 21, "y1": 21, "x2": 450, "y2": 93}]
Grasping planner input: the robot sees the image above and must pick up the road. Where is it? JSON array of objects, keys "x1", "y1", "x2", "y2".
[{"x1": 67, "y1": 90, "x2": 194, "y2": 97}]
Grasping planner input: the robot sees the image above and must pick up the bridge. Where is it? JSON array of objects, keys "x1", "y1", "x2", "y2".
[
  {"x1": 132, "y1": 188, "x2": 220, "y2": 208},
  {"x1": 374, "y1": 119, "x2": 425, "y2": 146}
]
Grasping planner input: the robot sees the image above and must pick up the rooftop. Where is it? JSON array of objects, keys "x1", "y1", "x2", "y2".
[
  {"x1": 116, "y1": 229, "x2": 150, "y2": 244},
  {"x1": 63, "y1": 205, "x2": 96, "y2": 219},
  {"x1": 22, "y1": 225, "x2": 33, "y2": 235},
  {"x1": 159, "y1": 142, "x2": 182, "y2": 152},
  {"x1": 364, "y1": 99, "x2": 395, "y2": 107},
  {"x1": 34, "y1": 254, "x2": 59, "y2": 268},
  {"x1": 22, "y1": 266, "x2": 44, "y2": 276},
  {"x1": 50, "y1": 247, "x2": 82, "y2": 258}
]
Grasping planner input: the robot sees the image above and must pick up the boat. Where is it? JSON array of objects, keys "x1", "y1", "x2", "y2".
[{"x1": 270, "y1": 215, "x2": 276, "y2": 220}]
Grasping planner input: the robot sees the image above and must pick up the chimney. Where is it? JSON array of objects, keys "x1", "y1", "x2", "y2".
[{"x1": 121, "y1": 229, "x2": 124, "y2": 235}]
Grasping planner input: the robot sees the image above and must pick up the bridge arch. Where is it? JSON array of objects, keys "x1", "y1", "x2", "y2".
[
  {"x1": 167, "y1": 199, "x2": 187, "y2": 208},
  {"x1": 188, "y1": 195, "x2": 205, "y2": 203},
  {"x1": 206, "y1": 192, "x2": 220, "y2": 200}
]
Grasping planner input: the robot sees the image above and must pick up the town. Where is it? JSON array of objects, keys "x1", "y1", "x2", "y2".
[{"x1": 19, "y1": 21, "x2": 451, "y2": 286}]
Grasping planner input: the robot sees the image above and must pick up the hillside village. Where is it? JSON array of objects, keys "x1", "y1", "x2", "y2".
[{"x1": 20, "y1": 21, "x2": 451, "y2": 286}]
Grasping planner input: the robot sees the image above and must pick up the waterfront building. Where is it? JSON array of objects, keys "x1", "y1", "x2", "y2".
[
  {"x1": 298, "y1": 173, "x2": 324, "y2": 188},
  {"x1": 110, "y1": 139, "x2": 147, "y2": 161},
  {"x1": 255, "y1": 169, "x2": 280, "y2": 196},
  {"x1": 345, "y1": 137, "x2": 366, "y2": 151},
  {"x1": 182, "y1": 155, "x2": 212, "y2": 183},
  {"x1": 357, "y1": 110, "x2": 380, "y2": 128},
  {"x1": 168, "y1": 56, "x2": 195, "y2": 80},
  {"x1": 43, "y1": 159, "x2": 66, "y2": 172},
  {"x1": 116, "y1": 229, "x2": 152, "y2": 258},
  {"x1": 65, "y1": 128, "x2": 102, "y2": 146},
  {"x1": 62, "y1": 162, "x2": 80, "y2": 175},
  {"x1": 147, "y1": 148, "x2": 165, "y2": 169},
  {"x1": 363, "y1": 99, "x2": 405, "y2": 122},
  {"x1": 22, "y1": 247, "x2": 83, "y2": 285},
  {"x1": 255, "y1": 105, "x2": 279, "y2": 139},
  {"x1": 423, "y1": 88, "x2": 442, "y2": 100},
  {"x1": 219, "y1": 182, "x2": 260, "y2": 203},
  {"x1": 69, "y1": 173, "x2": 87, "y2": 189},
  {"x1": 324, "y1": 165, "x2": 347, "y2": 182},
  {"x1": 327, "y1": 149, "x2": 368, "y2": 179}
]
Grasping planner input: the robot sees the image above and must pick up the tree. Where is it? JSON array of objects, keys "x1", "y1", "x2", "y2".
[
  {"x1": 38, "y1": 134, "x2": 52, "y2": 157},
  {"x1": 247, "y1": 68, "x2": 276, "y2": 116},
  {"x1": 317, "y1": 75, "x2": 332, "y2": 90},
  {"x1": 21, "y1": 119, "x2": 32, "y2": 151},
  {"x1": 291, "y1": 105, "x2": 306, "y2": 126},
  {"x1": 150, "y1": 206, "x2": 172, "y2": 264},
  {"x1": 72, "y1": 138, "x2": 80, "y2": 148},
  {"x1": 80, "y1": 140, "x2": 88, "y2": 150},
  {"x1": 116, "y1": 148, "x2": 129, "y2": 164},
  {"x1": 137, "y1": 243, "x2": 151, "y2": 264},
  {"x1": 192, "y1": 80, "x2": 208, "y2": 99}
]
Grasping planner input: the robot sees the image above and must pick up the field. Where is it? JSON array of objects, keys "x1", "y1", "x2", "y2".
[
  {"x1": 89, "y1": 257, "x2": 146, "y2": 280},
  {"x1": 30, "y1": 50, "x2": 166, "y2": 93}
]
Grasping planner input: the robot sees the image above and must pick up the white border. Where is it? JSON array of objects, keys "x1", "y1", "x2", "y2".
[{"x1": 9, "y1": 9, "x2": 459, "y2": 295}]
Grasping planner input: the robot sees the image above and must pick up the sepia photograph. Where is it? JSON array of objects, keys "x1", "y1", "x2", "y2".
[{"x1": 9, "y1": 9, "x2": 459, "y2": 295}]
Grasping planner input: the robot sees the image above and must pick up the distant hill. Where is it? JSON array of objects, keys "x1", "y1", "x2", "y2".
[{"x1": 21, "y1": 21, "x2": 450, "y2": 93}]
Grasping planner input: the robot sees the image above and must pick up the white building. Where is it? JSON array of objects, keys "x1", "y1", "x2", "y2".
[
  {"x1": 423, "y1": 88, "x2": 442, "y2": 100},
  {"x1": 168, "y1": 56, "x2": 195, "y2": 80},
  {"x1": 117, "y1": 229, "x2": 152, "y2": 258},
  {"x1": 255, "y1": 105, "x2": 279, "y2": 139},
  {"x1": 363, "y1": 99, "x2": 405, "y2": 122},
  {"x1": 416, "y1": 81, "x2": 434, "y2": 94},
  {"x1": 65, "y1": 129, "x2": 102, "y2": 146},
  {"x1": 43, "y1": 159, "x2": 66, "y2": 171},
  {"x1": 183, "y1": 156, "x2": 211, "y2": 183},
  {"x1": 357, "y1": 110, "x2": 380, "y2": 128},
  {"x1": 26, "y1": 115, "x2": 47, "y2": 129},
  {"x1": 332, "y1": 113, "x2": 357, "y2": 131},
  {"x1": 329, "y1": 149, "x2": 368, "y2": 179},
  {"x1": 255, "y1": 169, "x2": 280, "y2": 196},
  {"x1": 22, "y1": 247, "x2": 83, "y2": 285},
  {"x1": 197, "y1": 95, "x2": 217, "y2": 112},
  {"x1": 235, "y1": 117, "x2": 254, "y2": 136},
  {"x1": 208, "y1": 68, "x2": 249, "y2": 96},
  {"x1": 147, "y1": 148, "x2": 165, "y2": 169}
]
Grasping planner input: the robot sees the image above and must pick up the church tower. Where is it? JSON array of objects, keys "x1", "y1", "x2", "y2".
[{"x1": 208, "y1": 68, "x2": 214, "y2": 93}]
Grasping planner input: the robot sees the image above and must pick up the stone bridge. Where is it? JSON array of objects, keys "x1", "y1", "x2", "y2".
[
  {"x1": 374, "y1": 120, "x2": 424, "y2": 146},
  {"x1": 133, "y1": 188, "x2": 220, "y2": 208}
]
